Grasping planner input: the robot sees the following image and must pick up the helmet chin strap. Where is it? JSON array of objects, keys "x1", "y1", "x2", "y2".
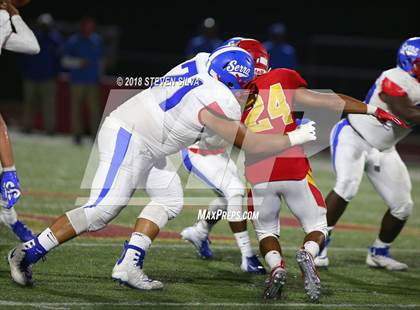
[
  {"x1": 411, "y1": 59, "x2": 420, "y2": 82},
  {"x1": 236, "y1": 73, "x2": 247, "y2": 89}
]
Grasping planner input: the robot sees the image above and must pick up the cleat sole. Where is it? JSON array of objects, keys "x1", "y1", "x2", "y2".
[
  {"x1": 296, "y1": 251, "x2": 321, "y2": 302},
  {"x1": 263, "y1": 269, "x2": 287, "y2": 300}
]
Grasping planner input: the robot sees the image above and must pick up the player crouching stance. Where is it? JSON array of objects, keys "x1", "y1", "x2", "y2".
[
  {"x1": 8, "y1": 46, "x2": 317, "y2": 290},
  {"x1": 237, "y1": 39, "x2": 406, "y2": 301},
  {"x1": 315, "y1": 37, "x2": 420, "y2": 271}
]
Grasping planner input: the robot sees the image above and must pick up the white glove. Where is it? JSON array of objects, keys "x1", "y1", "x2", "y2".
[{"x1": 287, "y1": 121, "x2": 317, "y2": 146}]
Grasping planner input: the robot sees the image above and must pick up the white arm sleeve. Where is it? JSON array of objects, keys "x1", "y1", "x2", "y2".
[
  {"x1": 3, "y1": 15, "x2": 40, "y2": 54},
  {"x1": 0, "y1": 10, "x2": 12, "y2": 54}
]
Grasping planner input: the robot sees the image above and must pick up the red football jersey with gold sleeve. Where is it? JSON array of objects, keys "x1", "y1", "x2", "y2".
[{"x1": 241, "y1": 68, "x2": 310, "y2": 184}]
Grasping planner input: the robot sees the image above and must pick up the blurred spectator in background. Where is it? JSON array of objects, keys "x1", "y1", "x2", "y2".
[
  {"x1": 20, "y1": 13, "x2": 62, "y2": 135},
  {"x1": 185, "y1": 17, "x2": 223, "y2": 58},
  {"x1": 61, "y1": 17, "x2": 102, "y2": 145},
  {"x1": 264, "y1": 23, "x2": 297, "y2": 69}
]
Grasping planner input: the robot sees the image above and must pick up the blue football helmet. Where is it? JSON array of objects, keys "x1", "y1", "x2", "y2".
[
  {"x1": 223, "y1": 37, "x2": 245, "y2": 47},
  {"x1": 207, "y1": 46, "x2": 254, "y2": 91},
  {"x1": 397, "y1": 37, "x2": 420, "y2": 82}
]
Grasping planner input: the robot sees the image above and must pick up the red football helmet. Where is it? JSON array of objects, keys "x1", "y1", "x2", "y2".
[{"x1": 237, "y1": 39, "x2": 269, "y2": 76}]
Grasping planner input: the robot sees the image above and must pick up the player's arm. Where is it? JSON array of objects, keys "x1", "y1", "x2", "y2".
[
  {"x1": 0, "y1": 114, "x2": 21, "y2": 208},
  {"x1": 380, "y1": 93, "x2": 420, "y2": 125},
  {"x1": 294, "y1": 88, "x2": 407, "y2": 127},
  {"x1": 198, "y1": 108, "x2": 316, "y2": 154},
  {"x1": 294, "y1": 88, "x2": 369, "y2": 113},
  {"x1": 0, "y1": 114, "x2": 14, "y2": 168},
  {"x1": 0, "y1": 0, "x2": 40, "y2": 55}
]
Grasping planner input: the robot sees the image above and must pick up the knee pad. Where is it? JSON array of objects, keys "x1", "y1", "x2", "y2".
[
  {"x1": 222, "y1": 180, "x2": 245, "y2": 201},
  {"x1": 334, "y1": 177, "x2": 360, "y2": 202},
  {"x1": 390, "y1": 200, "x2": 413, "y2": 221},
  {"x1": 138, "y1": 202, "x2": 170, "y2": 229},
  {"x1": 163, "y1": 196, "x2": 184, "y2": 220},
  {"x1": 208, "y1": 197, "x2": 227, "y2": 213},
  {"x1": 66, "y1": 207, "x2": 89, "y2": 234},
  {"x1": 256, "y1": 232, "x2": 278, "y2": 242},
  {"x1": 67, "y1": 205, "x2": 121, "y2": 233},
  {"x1": 152, "y1": 192, "x2": 184, "y2": 221},
  {"x1": 226, "y1": 194, "x2": 245, "y2": 222}
]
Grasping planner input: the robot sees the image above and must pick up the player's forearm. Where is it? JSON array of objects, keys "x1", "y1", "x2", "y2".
[
  {"x1": 295, "y1": 89, "x2": 368, "y2": 114},
  {"x1": 200, "y1": 108, "x2": 292, "y2": 154},
  {"x1": 240, "y1": 130, "x2": 292, "y2": 154},
  {"x1": 0, "y1": 115, "x2": 15, "y2": 168},
  {"x1": 337, "y1": 94, "x2": 369, "y2": 114},
  {"x1": 1, "y1": 0, "x2": 19, "y2": 16}
]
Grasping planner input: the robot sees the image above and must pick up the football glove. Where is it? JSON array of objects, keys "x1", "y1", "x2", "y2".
[
  {"x1": 368, "y1": 106, "x2": 409, "y2": 128},
  {"x1": 1, "y1": 168, "x2": 21, "y2": 209},
  {"x1": 287, "y1": 121, "x2": 317, "y2": 146}
]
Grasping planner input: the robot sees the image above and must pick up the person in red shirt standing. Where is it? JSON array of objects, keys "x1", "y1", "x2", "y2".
[{"x1": 238, "y1": 39, "x2": 405, "y2": 301}]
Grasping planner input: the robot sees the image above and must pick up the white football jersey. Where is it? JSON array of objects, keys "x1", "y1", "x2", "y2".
[
  {"x1": 0, "y1": 10, "x2": 12, "y2": 55},
  {"x1": 110, "y1": 53, "x2": 241, "y2": 158},
  {"x1": 348, "y1": 67, "x2": 420, "y2": 150}
]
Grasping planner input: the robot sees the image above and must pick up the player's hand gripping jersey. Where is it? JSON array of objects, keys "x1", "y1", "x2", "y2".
[
  {"x1": 242, "y1": 68, "x2": 309, "y2": 184},
  {"x1": 348, "y1": 67, "x2": 420, "y2": 151},
  {"x1": 110, "y1": 53, "x2": 241, "y2": 158}
]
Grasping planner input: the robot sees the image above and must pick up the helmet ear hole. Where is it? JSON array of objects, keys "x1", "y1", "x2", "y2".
[{"x1": 227, "y1": 82, "x2": 234, "y2": 88}]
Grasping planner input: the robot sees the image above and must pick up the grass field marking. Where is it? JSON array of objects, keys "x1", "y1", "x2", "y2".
[
  {"x1": 71, "y1": 243, "x2": 420, "y2": 254},
  {"x1": 0, "y1": 300, "x2": 419, "y2": 308},
  {"x1": 2, "y1": 242, "x2": 418, "y2": 254}
]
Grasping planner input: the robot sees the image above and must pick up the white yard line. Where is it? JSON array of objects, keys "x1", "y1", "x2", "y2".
[{"x1": 0, "y1": 301, "x2": 419, "y2": 309}]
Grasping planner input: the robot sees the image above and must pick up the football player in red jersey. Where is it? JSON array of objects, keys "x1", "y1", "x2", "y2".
[{"x1": 236, "y1": 38, "x2": 406, "y2": 301}]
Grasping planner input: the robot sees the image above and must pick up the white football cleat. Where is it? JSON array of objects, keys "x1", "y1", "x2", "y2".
[
  {"x1": 296, "y1": 249, "x2": 321, "y2": 302},
  {"x1": 112, "y1": 242, "x2": 163, "y2": 290},
  {"x1": 314, "y1": 235, "x2": 330, "y2": 268},
  {"x1": 314, "y1": 255, "x2": 329, "y2": 268},
  {"x1": 8, "y1": 243, "x2": 33, "y2": 286},
  {"x1": 240, "y1": 255, "x2": 266, "y2": 274},
  {"x1": 366, "y1": 246, "x2": 408, "y2": 271},
  {"x1": 263, "y1": 264, "x2": 287, "y2": 300},
  {"x1": 180, "y1": 226, "x2": 213, "y2": 259}
]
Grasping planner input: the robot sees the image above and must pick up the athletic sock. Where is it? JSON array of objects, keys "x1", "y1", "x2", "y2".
[
  {"x1": 125, "y1": 232, "x2": 152, "y2": 268},
  {"x1": 195, "y1": 220, "x2": 210, "y2": 237},
  {"x1": 264, "y1": 250, "x2": 282, "y2": 270},
  {"x1": 304, "y1": 241, "x2": 320, "y2": 258},
  {"x1": 128, "y1": 232, "x2": 152, "y2": 251},
  {"x1": 36, "y1": 228, "x2": 59, "y2": 252},
  {"x1": 234, "y1": 230, "x2": 254, "y2": 258},
  {"x1": 373, "y1": 238, "x2": 392, "y2": 248},
  {"x1": 22, "y1": 229, "x2": 58, "y2": 265}
]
